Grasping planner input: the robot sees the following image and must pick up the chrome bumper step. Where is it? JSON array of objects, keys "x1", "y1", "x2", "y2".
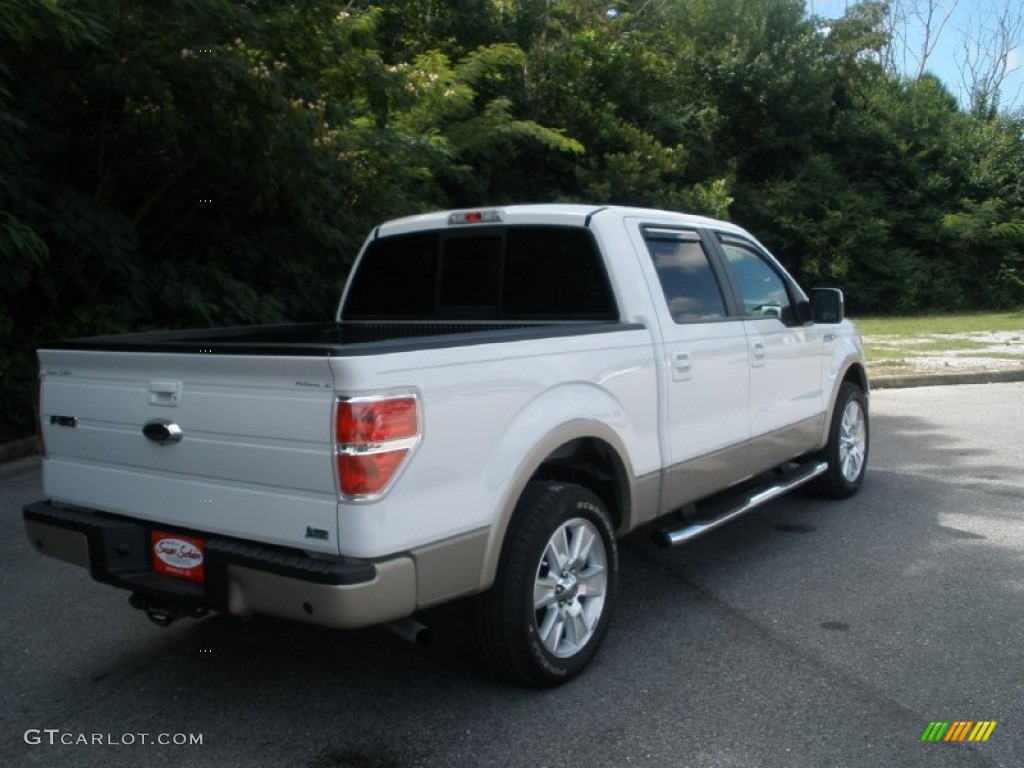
[{"x1": 654, "y1": 461, "x2": 828, "y2": 547}]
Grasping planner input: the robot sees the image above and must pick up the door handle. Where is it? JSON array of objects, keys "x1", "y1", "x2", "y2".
[
  {"x1": 823, "y1": 332, "x2": 838, "y2": 343},
  {"x1": 671, "y1": 352, "x2": 693, "y2": 382},
  {"x1": 750, "y1": 340, "x2": 766, "y2": 367}
]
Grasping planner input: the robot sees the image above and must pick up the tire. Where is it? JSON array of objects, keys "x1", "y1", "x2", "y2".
[
  {"x1": 812, "y1": 381, "x2": 869, "y2": 499},
  {"x1": 473, "y1": 481, "x2": 618, "y2": 687}
]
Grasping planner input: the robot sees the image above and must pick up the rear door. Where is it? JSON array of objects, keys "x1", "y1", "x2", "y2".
[{"x1": 628, "y1": 221, "x2": 751, "y2": 509}]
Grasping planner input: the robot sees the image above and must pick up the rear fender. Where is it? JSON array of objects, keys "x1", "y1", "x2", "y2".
[{"x1": 477, "y1": 384, "x2": 638, "y2": 590}]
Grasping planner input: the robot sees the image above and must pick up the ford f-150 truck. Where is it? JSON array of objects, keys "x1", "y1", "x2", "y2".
[{"x1": 24, "y1": 204, "x2": 868, "y2": 686}]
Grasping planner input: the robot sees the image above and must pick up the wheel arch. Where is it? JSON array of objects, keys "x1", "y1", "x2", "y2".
[
  {"x1": 819, "y1": 360, "x2": 869, "y2": 448},
  {"x1": 842, "y1": 361, "x2": 869, "y2": 396},
  {"x1": 477, "y1": 420, "x2": 637, "y2": 591}
]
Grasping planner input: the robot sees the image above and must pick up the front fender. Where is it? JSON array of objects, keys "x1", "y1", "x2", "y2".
[{"x1": 820, "y1": 322, "x2": 869, "y2": 447}]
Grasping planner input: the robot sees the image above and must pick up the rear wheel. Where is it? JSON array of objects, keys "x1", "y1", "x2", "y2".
[
  {"x1": 474, "y1": 482, "x2": 618, "y2": 687},
  {"x1": 812, "y1": 381, "x2": 869, "y2": 498}
]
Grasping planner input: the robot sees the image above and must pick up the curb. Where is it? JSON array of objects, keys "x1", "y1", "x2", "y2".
[{"x1": 870, "y1": 368, "x2": 1024, "y2": 390}]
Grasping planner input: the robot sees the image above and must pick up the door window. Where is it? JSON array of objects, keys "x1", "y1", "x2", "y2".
[
  {"x1": 718, "y1": 238, "x2": 795, "y2": 325},
  {"x1": 642, "y1": 229, "x2": 728, "y2": 323}
]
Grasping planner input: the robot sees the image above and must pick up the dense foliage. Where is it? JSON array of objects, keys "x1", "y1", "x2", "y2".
[{"x1": 2, "y1": 0, "x2": 1023, "y2": 440}]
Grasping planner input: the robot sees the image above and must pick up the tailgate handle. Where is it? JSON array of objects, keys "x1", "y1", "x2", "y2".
[
  {"x1": 143, "y1": 420, "x2": 183, "y2": 445},
  {"x1": 148, "y1": 379, "x2": 182, "y2": 406}
]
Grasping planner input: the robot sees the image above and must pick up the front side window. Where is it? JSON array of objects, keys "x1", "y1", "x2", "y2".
[
  {"x1": 642, "y1": 229, "x2": 728, "y2": 323},
  {"x1": 718, "y1": 238, "x2": 795, "y2": 325}
]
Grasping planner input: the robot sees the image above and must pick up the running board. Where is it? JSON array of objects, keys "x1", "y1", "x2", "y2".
[{"x1": 653, "y1": 461, "x2": 828, "y2": 547}]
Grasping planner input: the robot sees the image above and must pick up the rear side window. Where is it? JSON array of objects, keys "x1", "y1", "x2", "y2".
[
  {"x1": 642, "y1": 228, "x2": 728, "y2": 323},
  {"x1": 344, "y1": 226, "x2": 617, "y2": 320}
]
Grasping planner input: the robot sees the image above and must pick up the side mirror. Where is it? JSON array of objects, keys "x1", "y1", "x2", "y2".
[{"x1": 810, "y1": 288, "x2": 844, "y2": 324}]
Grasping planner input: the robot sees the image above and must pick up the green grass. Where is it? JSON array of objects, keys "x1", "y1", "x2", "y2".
[
  {"x1": 854, "y1": 311, "x2": 1024, "y2": 336},
  {"x1": 853, "y1": 311, "x2": 1024, "y2": 372}
]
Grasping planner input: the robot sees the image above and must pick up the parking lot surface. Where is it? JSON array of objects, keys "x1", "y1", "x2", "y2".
[{"x1": 2, "y1": 383, "x2": 1021, "y2": 767}]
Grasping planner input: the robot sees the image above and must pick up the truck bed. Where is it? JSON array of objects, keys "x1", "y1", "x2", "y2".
[
  {"x1": 35, "y1": 317, "x2": 646, "y2": 556},
  {"x1": 43, "y1": 320, "x2": 631, "y2": 355}
]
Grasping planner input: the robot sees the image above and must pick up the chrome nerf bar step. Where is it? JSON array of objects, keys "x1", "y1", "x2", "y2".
[{"x1": 654, "y1": 461, "x2": 828, "y2": 547}]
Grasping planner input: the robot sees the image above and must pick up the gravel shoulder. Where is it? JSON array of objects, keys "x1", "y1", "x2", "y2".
[{"x1": 865, "y1": 330, "x2": 1024, "y2": 387}]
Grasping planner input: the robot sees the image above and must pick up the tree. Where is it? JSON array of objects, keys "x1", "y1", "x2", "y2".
[
  {"x1": 955, "y1": 0, "x2": 1024, "y2": 116},
  {"x1": 879, "y1": 0, "x2": 960, "y2": 79},
  {"x1": 2, "y1": 0, "x2": 1024, "y2": 441},
  {"x1": 0, "y1": 0, "x2": 587, "y2": 440}
]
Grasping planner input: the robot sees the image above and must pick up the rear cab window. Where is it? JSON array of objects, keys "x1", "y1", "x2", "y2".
[{"x1": 343, "y1": 226, "x2": 618, "y2": 321}]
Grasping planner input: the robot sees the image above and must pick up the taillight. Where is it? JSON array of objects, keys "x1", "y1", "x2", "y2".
[
  {"x1": 447, "y1": 209, "x2": 504, "y2": 225},
  {"x1": 334, "y1": 395, "x2": 420, "y2": 498},
  {"x1": 36, "y1": 376, "x2": 46, "y2": 458},
  {"x1": 336, "y1": 397, "x2": 418, "y2": 443}
]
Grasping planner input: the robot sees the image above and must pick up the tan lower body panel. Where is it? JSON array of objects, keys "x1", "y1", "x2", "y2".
[
  {"x1": 665, "y1": 441, "x2": 750, "y2": 513},
  {"x1": 747, "y1": 414, "x2": 825, "y2": 476},
  {"x1": 663, "y1": 414, "x2": 825, "y2": 513},
  {"x1": 630, "y1": 470, "x2": 664, "y2": 526},
  {"x1": 411, "y1": 528, "x2": 490, "y2": 608},
  {"x1": 226, "y1": 557, "x2": 416, "y2": 630}
]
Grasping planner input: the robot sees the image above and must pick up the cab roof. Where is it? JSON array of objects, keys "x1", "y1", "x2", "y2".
[{"x1": 374, "y1": 204, "x2": 749, "y2": 239}]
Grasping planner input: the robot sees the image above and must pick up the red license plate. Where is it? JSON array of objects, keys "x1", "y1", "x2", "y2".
[{"x1": 151, "y1": 530, "x2": 206, "y2": 583}]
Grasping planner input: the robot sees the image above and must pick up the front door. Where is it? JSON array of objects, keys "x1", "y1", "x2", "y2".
[{"x1": 713, "y1": 233, "x2": 826, "y2": 472}]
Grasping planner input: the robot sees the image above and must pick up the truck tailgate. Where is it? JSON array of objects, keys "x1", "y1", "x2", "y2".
[{"x1": 38, "y1": 349, "x2": 339, "y2": 554}]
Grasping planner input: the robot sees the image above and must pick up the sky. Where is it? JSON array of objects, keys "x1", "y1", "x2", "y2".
[{"x1": 807, "y1": 0, "x2": 1024, "y2": 112}]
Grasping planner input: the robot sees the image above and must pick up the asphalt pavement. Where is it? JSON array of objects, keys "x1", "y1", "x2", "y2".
[{"x1": 1, "y1": 382, "x2": 1021, "y2": 768}]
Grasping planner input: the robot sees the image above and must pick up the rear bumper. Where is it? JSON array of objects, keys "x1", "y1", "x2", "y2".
[{"x1": 22, "y1": 501, "x2": 416, "y2": 629}]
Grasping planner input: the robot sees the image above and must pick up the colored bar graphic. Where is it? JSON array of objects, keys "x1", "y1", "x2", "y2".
[
  {"x1": 921, "y1": 722, "x2": 949, "y2": 742},
  {"x1": 968, "y1": 722, "x2": 998, "y2": 742},
  {"x1": 945, "y1": 721, "x2": 972, "y2": 741},
  {"x1": 922, "y1": 721, "x2": 997, "y2": 742}
]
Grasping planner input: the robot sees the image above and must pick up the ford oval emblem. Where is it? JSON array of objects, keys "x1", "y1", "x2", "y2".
[
  {"x1": 143, "y1": 420, "x2": 183, "y2": 444},
  {"x1": 153, "y1": 538, "x2": 204, "y2": 569}
]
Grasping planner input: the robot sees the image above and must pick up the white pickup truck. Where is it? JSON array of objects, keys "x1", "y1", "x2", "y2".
[{"x1": 24, "y1": 204, "x2": 868, "y2": 686}]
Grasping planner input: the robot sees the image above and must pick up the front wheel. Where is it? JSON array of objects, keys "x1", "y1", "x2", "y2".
[
  {"x1": 473, "y1": 482, "x2": 618, "y2": 687},
  {"x1": 812, "y1": 381, "x2": 869, "y2": 499}
]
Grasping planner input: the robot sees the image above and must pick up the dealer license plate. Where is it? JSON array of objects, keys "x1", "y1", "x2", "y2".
[{"x1": 150, "y1": 530, "x2": 206, "y2": 583}]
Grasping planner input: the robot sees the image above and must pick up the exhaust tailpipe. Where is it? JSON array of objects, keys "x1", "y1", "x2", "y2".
[{"x1": 384, "y1": 617, "x2": 431, "y2": 646}]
